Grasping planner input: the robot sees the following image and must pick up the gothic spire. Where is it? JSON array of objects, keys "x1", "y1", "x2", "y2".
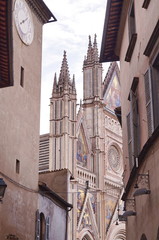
[
  {"x1": 93, "y1": 34, "x2": 99, "y2": 61},
  {"x1": 72, "y1": 74, "x2": 75, "y2": 89},
  {"x1": 84, "y1": 34, "x2": 100, "y2": 65},
  {"x1": 87, "y1": 35, "x2": 93, "y2": 61},
  {"x1": 59, "y1": 50, "x2": 70, "y2": 85}
]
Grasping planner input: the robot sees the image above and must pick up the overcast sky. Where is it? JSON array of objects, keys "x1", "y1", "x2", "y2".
[{"x1": 40, "y1": 0, "x2": 109, "y2": 134}]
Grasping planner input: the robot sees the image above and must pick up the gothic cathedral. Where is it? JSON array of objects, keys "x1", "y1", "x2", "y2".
[{"x1": 39, "y1": 35, "x2": 126, "y2": 240}]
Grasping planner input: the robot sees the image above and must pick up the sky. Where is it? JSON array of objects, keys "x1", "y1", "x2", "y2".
[{"x1": 40, "y1": 0, "x2": 109, "y2": 134}]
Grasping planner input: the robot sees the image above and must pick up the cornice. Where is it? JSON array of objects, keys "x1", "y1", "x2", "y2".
[{"x1": 26, "y1": 0, "x2": 57, "y2": 24}]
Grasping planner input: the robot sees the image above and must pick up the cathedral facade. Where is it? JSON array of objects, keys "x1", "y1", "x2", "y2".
[{"x1": 39, "y1": 35, "x2": 126, "y2": 240}]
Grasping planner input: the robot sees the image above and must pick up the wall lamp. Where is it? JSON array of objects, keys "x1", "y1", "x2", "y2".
[
  {"x1": 0, "y1": 178, "x2": 7, "y2": 202},
  {"x1": 119, "y1": 210, "x2": 136, "y2": 221},
  {"x1": 133, "y1": 188, "x2": 151, "y2": 197},
  {"x1": 122, "y1": 210, "x2": 136, "y2": 217}
]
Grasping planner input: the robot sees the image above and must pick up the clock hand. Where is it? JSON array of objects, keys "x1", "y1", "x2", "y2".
[{"x1": 20, "y1": 17, "x2": 28, "y2": 25}]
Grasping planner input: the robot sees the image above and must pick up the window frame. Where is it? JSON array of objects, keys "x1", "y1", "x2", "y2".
[{"x1": 144, "y1": 54, "x2": 159, "y2": 137}]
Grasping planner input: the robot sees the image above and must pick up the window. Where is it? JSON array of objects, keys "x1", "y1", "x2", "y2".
[
  {"x1": 40, "y1": 213, "x2": 46, "y2": 240},
  {"x1": 140, "y1": 234, "x2": 148, "y2": 240},
  {"x1": 20, "y1": 66, "x2": 24, "y2": 87},
  {"x1": 157, "y1": 227, "x2": 159, "y2": 240},
  {"x1": 127, "y1": 78, "x2": 140, "y2": 170},
  {"x1": 35, "y1": 211, "x2": 49, "y2": 240},
  {"x1": 16, "y1": 159, "x2": 20, "y2": 174},
  {"x1": 144, "y1": 54, "x2": 159, "y2": 136}
]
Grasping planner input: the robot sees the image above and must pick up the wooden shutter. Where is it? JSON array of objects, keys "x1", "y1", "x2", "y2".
[
  {"x1": 35, "y1": 210, "x2": 40, "y2": 240},
  {"x1": 45, "y1": 217, "x2": 50, "y2": 240},
  {"x1": 128, "y1": 2, "x2": 136, "y2": 39},
  {"x1": 144, "y1": 69, "x2": 154, "y2": 136},
  {"x1": 131, "y1": 90, "x2": 140, "y2": 159}
]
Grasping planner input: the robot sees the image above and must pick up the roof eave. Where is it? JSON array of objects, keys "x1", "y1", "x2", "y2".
[
  {"x1": 26, "y1": 0, "x2": 57, "y2": 24},
  {"x1": 100, "y1": 0, "x2": 124, "y2": 63}
]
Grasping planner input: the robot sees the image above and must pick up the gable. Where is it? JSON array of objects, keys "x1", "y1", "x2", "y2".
[{"x1": 77, "y1": 192, "x2": 99, "y2": 240}]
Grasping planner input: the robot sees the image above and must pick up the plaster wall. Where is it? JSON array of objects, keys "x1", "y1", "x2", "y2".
[
  {"x1": 126, "y1": 137, "x2": 159, "y2": 240},
  {"x1": 39, "y1": 194, "x2": 67, "y2": 240},
  {"x1": 0, "y1": 0, "x2": 44, "y2": 238},
  {"x1": 118, "y1": 0, "x2": 159, "y2": 239},
  {"x1": 119, "y1": 0, "x2": 159, "y2": 183},
  {"x1": 39, "y1": 169, "x2": 70, "y2": 202}
]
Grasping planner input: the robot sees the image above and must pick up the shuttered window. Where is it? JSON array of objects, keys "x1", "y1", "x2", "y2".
[{"x1": 144, "y1": 56, "x2": 159, "y2": 136}]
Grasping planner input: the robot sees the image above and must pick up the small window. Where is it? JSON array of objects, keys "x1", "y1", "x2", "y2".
[
  {"x1": 140, "y1": 234, "x2": 148, "y2": 240},
  {"x1": 16, "y1": 159, "x2": 20, "y2": 174},
  {"x1": 40, "y1": 213, "x2": 46, "y2": 240},
  {"x1": 20, "y1": 67, "x2": 24, "y2": 87},
  {"x1": 157, "y1": 227, "x2": 159, "y2": 240}
]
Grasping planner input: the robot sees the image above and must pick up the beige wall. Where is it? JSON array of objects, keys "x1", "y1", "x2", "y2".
[
  {"x1": 0, "y1": 0, "x2": 43, "y2": 238},
  {"x1": 119, "y1": 0, "x2": 159, "y2": 182},
  {"x1": 118, "y1": 0, "x2": 159, "y2": 239},
  {"x1": 39, "y1": 169, "x2": 71, "y2": 202},
  {"x1": 38, "y1": 194, "x2": 67, "y2": 240}
]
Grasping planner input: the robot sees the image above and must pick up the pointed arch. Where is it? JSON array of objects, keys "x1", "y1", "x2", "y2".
[
  {"x1": 40, "y1": 212, "x2": 46, "y2": 240},
  {"x1": 80, "y1": 231, "x2": 94, "y2": 240},
  {"x1": 157, "y1": 227, "x2": 159, "y2": 240},
  {"x1": 77, "y1": 124, "x2": 89, "y2": 168},
  {"x1": 140, "y1": 234, "x2": 148, "y2": 240}
]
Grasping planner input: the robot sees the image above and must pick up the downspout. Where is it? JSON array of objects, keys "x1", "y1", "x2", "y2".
[{"x1": 65, "y1": 206, "x2": 73, "y2": 240}]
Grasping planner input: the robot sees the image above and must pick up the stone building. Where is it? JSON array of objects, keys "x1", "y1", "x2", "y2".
[
  {"x1": 100, "y1": 0, "x2": 159, "y2": 239},
  {"x1": 0, "y1": 1, "x2": 72, "y2": 239},
  {"x1": 39, "y1": 35, "x2": 126, "y2": 239}
]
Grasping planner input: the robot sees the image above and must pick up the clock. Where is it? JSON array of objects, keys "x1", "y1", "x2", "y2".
[
  {"x1": 14, "y1": 0, "x2": 34, "y2": 45},
  {"x1": 108, "y1": 145, "x2": 120, "y2": 172}
]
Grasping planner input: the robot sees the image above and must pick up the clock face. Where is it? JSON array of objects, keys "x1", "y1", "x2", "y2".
[
  {"x1": 108, "y1": 145, "x2": 120, "y2": 172},
  {"x1": 14, "y1": 0, "x2": 34, "y2": 45}
]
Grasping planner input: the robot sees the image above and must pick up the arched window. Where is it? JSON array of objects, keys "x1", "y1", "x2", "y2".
[
  {"x1": 157, "y1": 227, "x2": 159, "y2": 240},
  {"x1": 40, "y1": 213, "x2": 46, "y2": 240},
  {"x1": 140, "y1": 234, "x2": 148, "y2": 240}
]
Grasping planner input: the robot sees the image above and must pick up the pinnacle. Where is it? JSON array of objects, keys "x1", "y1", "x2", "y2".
[
  {"x1": 59, "y1": 50, "x2": 70, "y2": 84},
  {"x1": 85, "y1": 34, "x2": 99, "y2": 64}
]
